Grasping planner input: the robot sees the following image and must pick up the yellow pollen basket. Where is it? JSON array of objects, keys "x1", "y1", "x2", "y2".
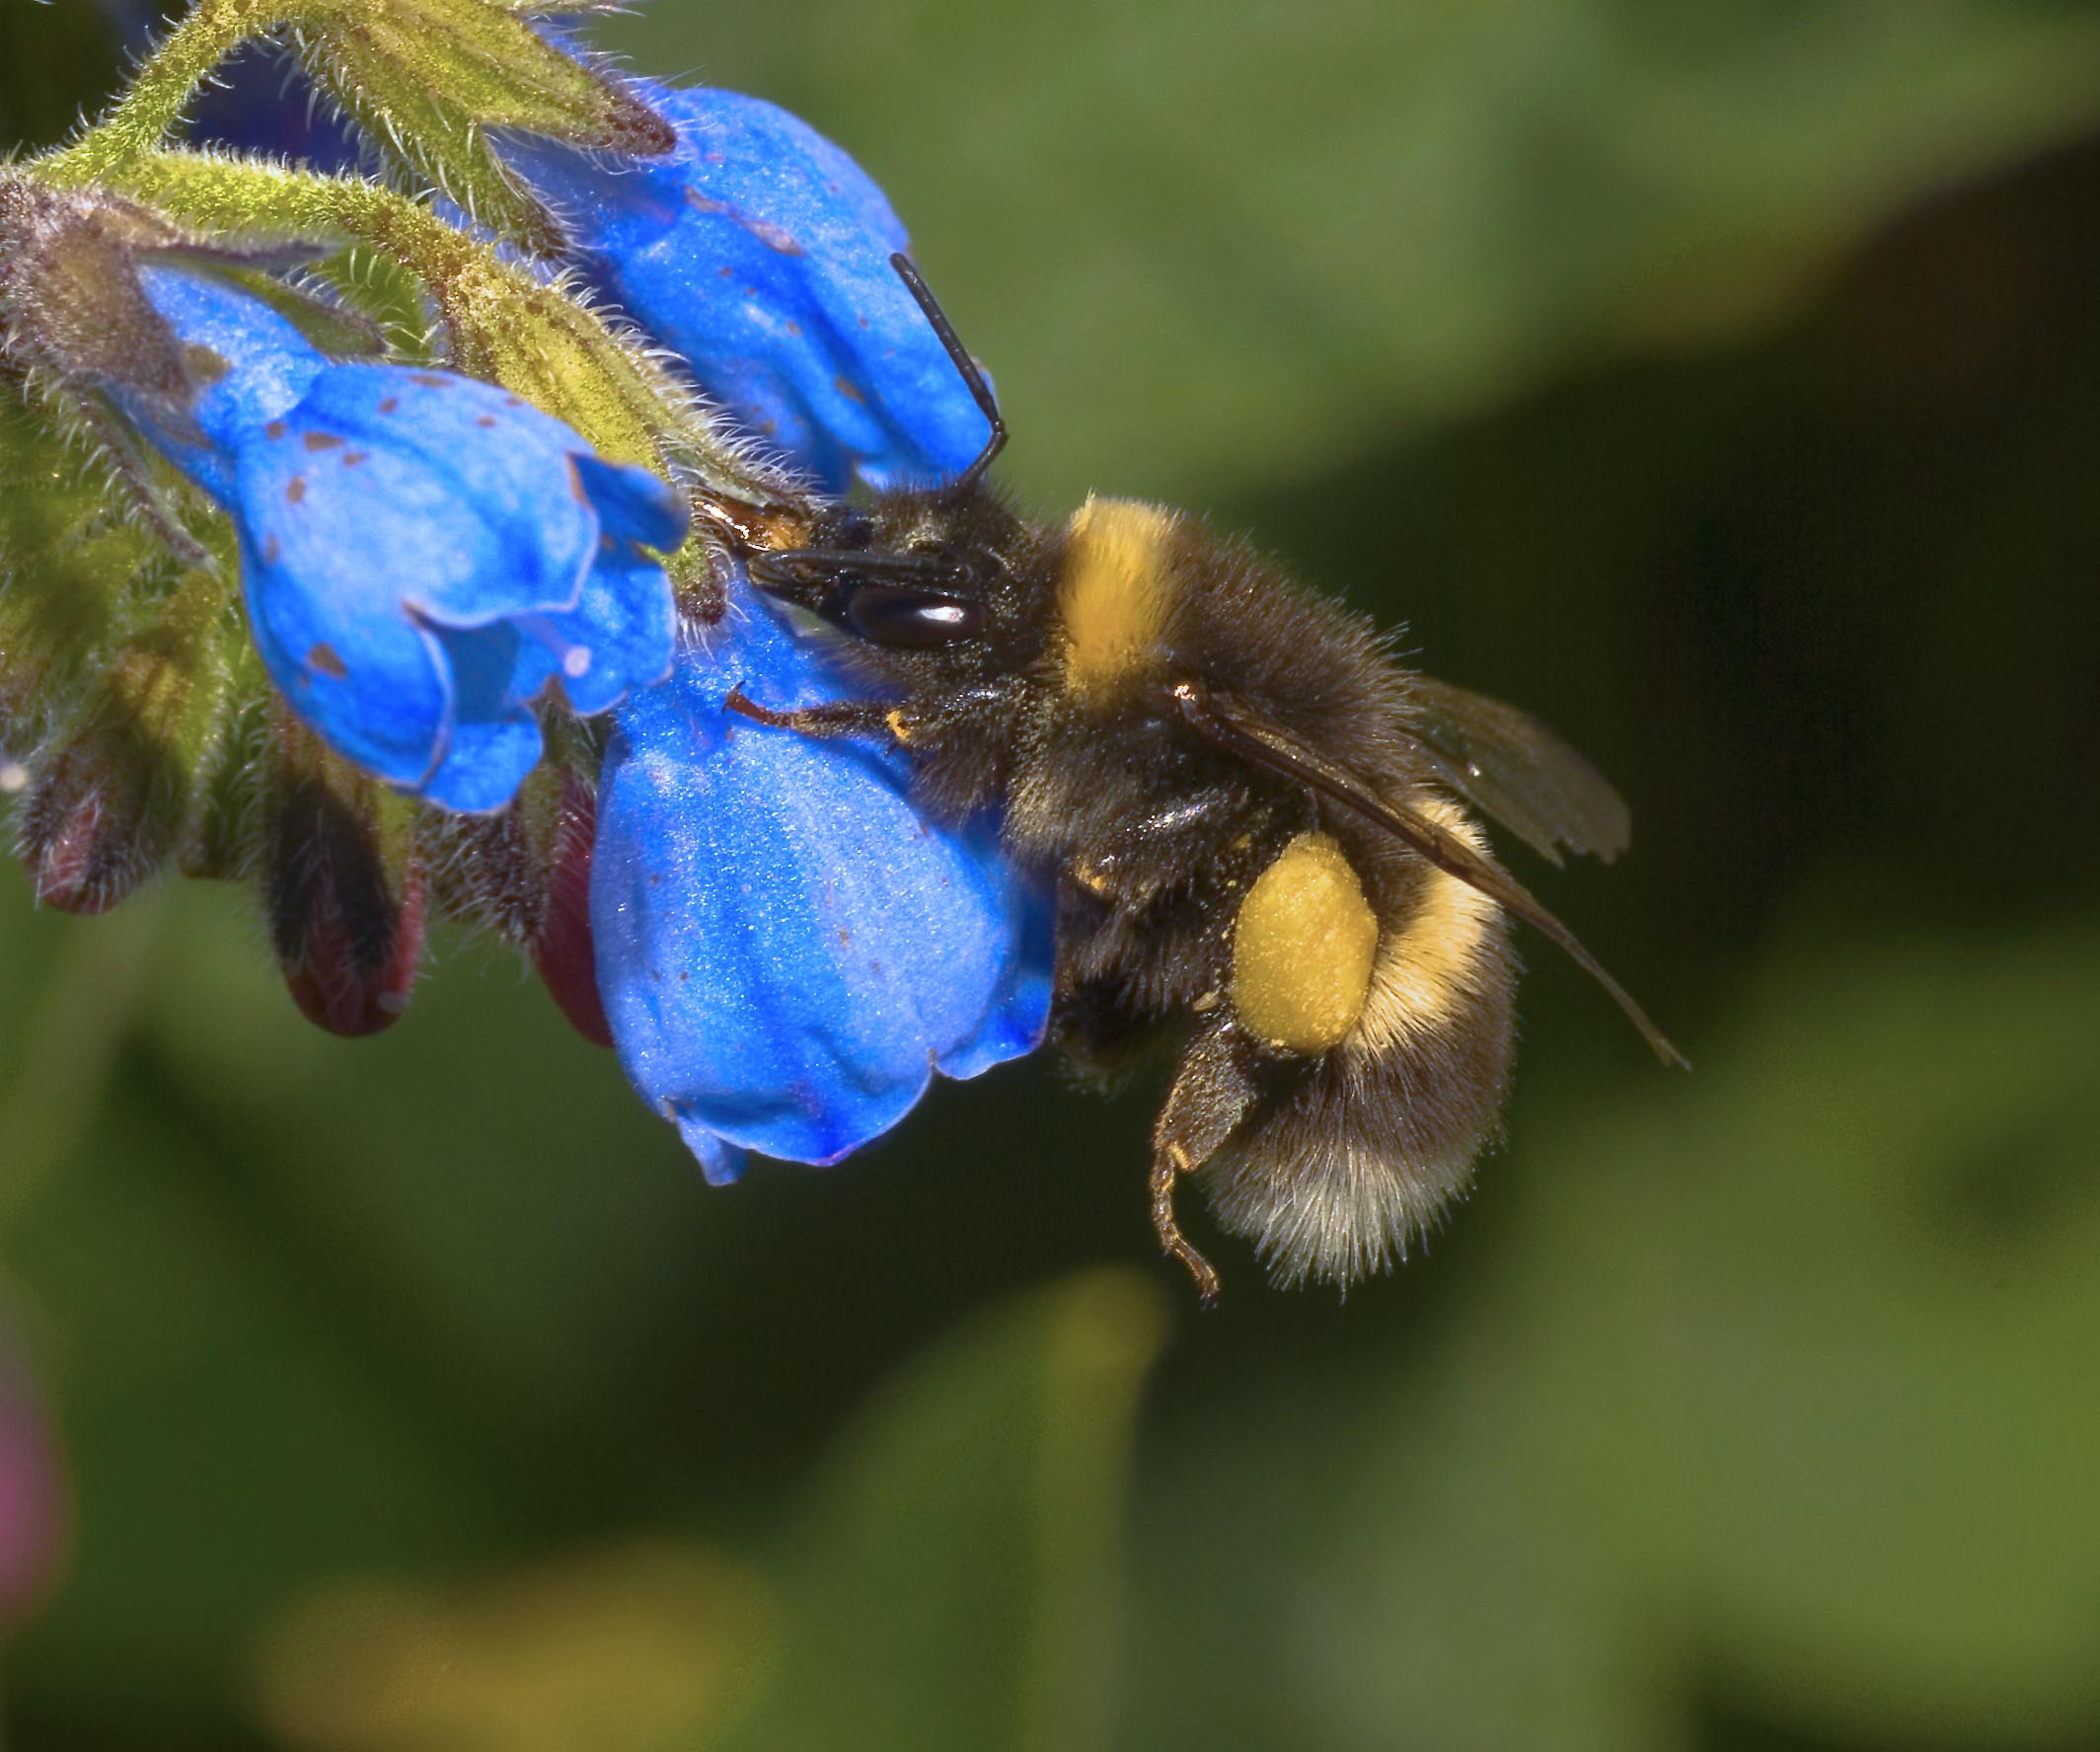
[
  {"x1": 1231, "y1": 832, "x2": 1380, "y2": 1053},
  {"x1": 1058, "y1": 495, "x2": 1176, "y2": 693}
]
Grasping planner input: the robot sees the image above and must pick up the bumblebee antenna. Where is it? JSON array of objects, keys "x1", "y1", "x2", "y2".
[{"x1": 889, "y1": 252, "x2": 1007, "y2": 491}]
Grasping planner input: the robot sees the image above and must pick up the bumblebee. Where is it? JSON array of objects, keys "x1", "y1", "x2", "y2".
[{"x1": 703, "y1": 258, "x2": 1683, "y2": 1300}]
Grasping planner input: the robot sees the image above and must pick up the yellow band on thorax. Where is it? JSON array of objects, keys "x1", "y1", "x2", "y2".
[{"x1": 1057, "y1": 495, "x2": 1177, "y2": 694}]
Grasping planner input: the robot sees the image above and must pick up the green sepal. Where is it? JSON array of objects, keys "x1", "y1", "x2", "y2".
[
  {"x1": 664, "y1": 535, "x2": 729, "y2": 622},
  {"x1": 305, "y1": 248, "x2": 443, "y2": 364},
  {"x1": 293, "y1": 0, "x2": 673, "y2": 254},
  {"x1": 296, "y1": 42, "x2": 565, "y2": 256},
  {"x1": 2, "y1": 172, "x2": 221, "y2": 414},
  {"x1": 493, "y1": 0, "x2": 632, "y2": 14},
  {"x1": 440, "y1": 262, "x2": 686, "y2": 470},
  {"x1": 178, "y1": 634, "x2": 274, "y2": 882},
  {"x1": 0, "y1": 391, "x2": 165, "y2": 737},
  {"x1": 340, "y1": 0, "x2": 675, "y2": 155}
]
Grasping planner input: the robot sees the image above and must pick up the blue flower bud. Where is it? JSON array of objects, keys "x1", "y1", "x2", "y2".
[
  {"x1": 126, "y1": 267, "x2": 686, "y2": 812},
  {"x1": 592, "y1": 579, "x2": 1052, "y2": 1181},
  {"x1": 511, "y1": 85, "x2": 994, "y2": 493}
]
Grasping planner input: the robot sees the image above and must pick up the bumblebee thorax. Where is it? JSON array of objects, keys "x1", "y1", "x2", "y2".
[{"x1": 1054, "y1": 495, "x2": 1186, "y2": 698}]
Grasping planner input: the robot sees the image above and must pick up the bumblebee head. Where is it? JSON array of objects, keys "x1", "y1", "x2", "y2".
[
  {"x1": 747, "y1": 486, "x2": 1031, "y2": 651},
  {"x1": 746, "y1": 250, "x2": 1058, "y2": 658}
]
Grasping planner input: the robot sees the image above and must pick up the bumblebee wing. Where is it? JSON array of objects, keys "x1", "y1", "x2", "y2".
[
  {"x1": 1170, "y1": 682, "x2": 1686, "y2": 1068},
  {"x1": 1401, "y1": 676, "x2": 1631, "y2": 867}
]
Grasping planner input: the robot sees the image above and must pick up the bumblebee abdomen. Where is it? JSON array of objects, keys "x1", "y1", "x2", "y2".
[
  {"x1": 1206, "y1": 800, "x2": 1519, "y2": 1288},
  {"x1": 1347, "y1": 800, "x2": 1509, "y2": 1057},
  {"x1": 1230, "y1": 803, "x2": 1506, "y2": 1062}
]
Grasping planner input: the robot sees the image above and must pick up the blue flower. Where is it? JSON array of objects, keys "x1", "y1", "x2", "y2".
[
  {"x1": 538, "y1": 76, "x2": 1054, "y2": 1174},
  {"x1": 592, "y1": 584, "x2": 1052, "y2": 1182},
  {"x1": 510, "y1": 84, "x2": 993, "y2": 494},
  {"x1": 131, "y1": 267, "x2": 684, "y2": 812}
]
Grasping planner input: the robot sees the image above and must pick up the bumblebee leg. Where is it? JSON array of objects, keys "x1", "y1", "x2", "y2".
[
  {"x1": 724, "y1": 688, "x2": 906, "y2": 744},
  {"x1": 1150, "y1": 1148, "x2": 1222, "y2": 1307},
  {"x1": 1150, "y1": 1026, "x2": 1260, "y2": 1307}
]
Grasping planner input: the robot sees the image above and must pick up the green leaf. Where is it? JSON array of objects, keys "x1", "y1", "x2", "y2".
[
  {"x1": 721, "y1": 1270, "x2": 1169, "y2": 1752},
  {"x1": 1, "y1": 394, "x2": 165, "y2": 735},
  {"x1": 1124, "y1": 917, "x2": 2100, "y2": 1749}
]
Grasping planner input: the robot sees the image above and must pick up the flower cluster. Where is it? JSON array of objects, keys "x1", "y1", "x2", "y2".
[{"x1": 1, "y1": 3, "x2": 1047, "y2": 1177}]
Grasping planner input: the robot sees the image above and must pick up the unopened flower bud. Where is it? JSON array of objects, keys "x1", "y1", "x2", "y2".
[
  {"x1": 19, "y1": 735, "x2": 156, "y2": 915},
  {"x1": 265, "y1": 718, "x2": 424, "y2": 1037},
  {"x1": 292, "y1": 0, "x2": 674, "y2": 254},
  {"x1": 529, "y1": 766, "x2": 612, "y2": 1048},
  {"x1": 15, "y1": 575, "x2": 236, "y2": 914},
  {"x1": 430, "y1": 757, "x2": 611, "y2": 1045}
]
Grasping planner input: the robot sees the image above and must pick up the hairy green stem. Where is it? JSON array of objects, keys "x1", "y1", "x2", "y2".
[
  {"x1": 88, "y1": 150, "x2": 785, "y2": 508},
  {"x1": 41, "y1": 0, "x2": 319, "y2": 183}
]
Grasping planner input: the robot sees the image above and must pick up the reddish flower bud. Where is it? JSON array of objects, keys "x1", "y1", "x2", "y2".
[
  {"x1": 429, "y1": 756, "x2": 612, "y2": 1047},
  {"x1": 530, "y1": 767, "x2": 612, "y2": 1048},
  {"x1": 16, "y1": 586, "x2": 236, "y2": 914},
  {"x1": 17, "y1": 735, "x2": 159, "y2": 914},
  {"x1": 266, "y1": 719, "x2": 424, "y2": 1037},
  {"x1": 279, "y1": 855, "x2": 427, "y2": 1038}
]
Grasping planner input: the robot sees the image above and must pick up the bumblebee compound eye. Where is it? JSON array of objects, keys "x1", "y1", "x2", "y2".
[
  {"x1": 748, "y1": 548, "x2": 988, "y2": 648},
  {"x1": 838, "y1": 581, "x2": 986, "y2": 648}
]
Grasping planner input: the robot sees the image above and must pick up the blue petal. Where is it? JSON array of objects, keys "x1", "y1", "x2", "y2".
[
  {"x1": 224, "y1": 360, "x2": 681, "y2": 807},
  {"x1": 274, "y1": 366, "x2": 604, "y2": 627},
  {"x1": 592, "y1": 580, "x2": 1051, "y2": 1174},
  {"x1": 418, "y1": 621, "x2": 549, "y2": 812},
  {"x1": 549, "y1": 540, "x2": 677, "y2": 717},
  {"x1": 512, "y1": 86, "x2": 994, "y2": 492},
  {"x1": 571, "y1": 452, "x2": 686, "y2": 552},
  {"x1": 133, "y1": 266, "x2": 328, "y2": 496},
  {"x1": 235, "y1": 514, "x2": 455, "y2": 794}
]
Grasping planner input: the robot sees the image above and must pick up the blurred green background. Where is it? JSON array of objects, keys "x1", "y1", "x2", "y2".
[{"x1": 5, "y1": 0, "x2": 2100, "y2": 1746}]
